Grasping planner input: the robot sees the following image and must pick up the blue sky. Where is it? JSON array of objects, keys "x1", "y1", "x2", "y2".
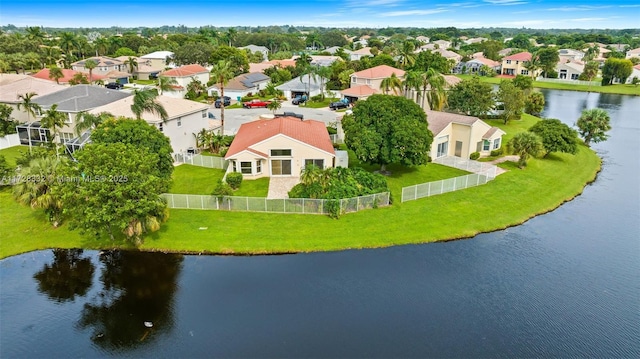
[{"x1": 1, "y1": 0, "x2": 639, "y2": 29}]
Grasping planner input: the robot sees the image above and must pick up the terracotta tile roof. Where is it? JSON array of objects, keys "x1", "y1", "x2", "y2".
[
  {"x1": 341, "y1": 84, "x2": 379, "y2": 97},
  {"x1": 225, "y1": 117, "x2": 335, "y2": 158},
  {"x1": 89, "y1": 95, "x2": 208, "y2": 123},
  {"x1": 474, "y1": 57, "x2": 501, "y2": 67},
  {"x1": 352, "y1": 65, "x2": 405, "y2": 79},
  {"x1": 0, "y1": 76, "x2": 66, "y2": 103},
  {"x1": 160, "y1": 64, "x2": 208, "y2": 77},
  {"x1": 503, "y1": 52, "x2": 532, "y2": 62},
  {"x1": 352, "y1": 47, "x2": 373, "y2": 55},
  {"x1": 32, "y1": 68, "x2": 105, "y2": 84}
]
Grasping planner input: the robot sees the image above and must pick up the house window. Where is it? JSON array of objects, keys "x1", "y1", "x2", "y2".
[
  {"x1": 270, "y1": 149, "x2": 291, "y2": 156},
  {"x1": 506, "y1": 60, "x2": 512, "y2": 64},
  {"x1": 177, "y1": 117, "x2": 182, "y2": 127},
  {"x1": 256, "y1": 160, "x2": 262, "y2": 174},
  {"x1": 65, "y1": 113, "x2": 73, "y2": 124},
  {"x1": 571, "y1": 74, "x2": 579, "y2": 80},
  {"x1": 304, "y1": 159, "x2": 324, "y2": 169},
  {"x1": 366, "y1": 79, "x2": 371, "y2": 85},
  {"x1": 493, "y1": 138, "x2": 501, "y2": 149},
  {"x1": 436, "y1": 141, "x2": 448, "y2": 158},
  {"x1": 271, "y1": 159, "x2": 292, "y2": 175},
  {"x1": 231, "y1": 160, "x2": 237, "y2": 172},
  {"x1": 483, "y1": 140, "x2": 490, "y2": 151},
  {"x1": 60, "y1": 132, "x2": 74, "y2": 143},
  {"x1": 521, "y1": 70, "x2": 529, "y2": 75},
  {"x1": 158, "y1": 123, "x2": 163, "y2": 132},
  {"x1": 240, "y1": 161, "x2": 252, "y2": 174},
  {"x1": 351, "y1": 77, "x2": 356, "y2": 83}
]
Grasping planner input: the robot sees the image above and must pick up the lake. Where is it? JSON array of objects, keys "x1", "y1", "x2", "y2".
[{"x1": 1, "y1": 89, "x2": 639, "y2": 358}]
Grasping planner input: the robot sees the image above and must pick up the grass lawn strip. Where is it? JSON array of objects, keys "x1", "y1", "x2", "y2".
[{"x1": 0, "y1": 114, "x2": 601, "y2": 258}]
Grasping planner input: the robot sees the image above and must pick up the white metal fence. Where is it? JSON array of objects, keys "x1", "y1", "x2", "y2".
[
  {"x1": 536, "y1": 78, "x2": 600, "y2": 87},
  {"x1": 174, "y1": 153, "x2": 229, "y2": 169},
  {"x1": 401, "y1": 156, "x2": 498, "y2": 202},
  {"x1": 162, "y1": 192, "x2": 390, "y2": 215},
  {"x1": 329, "y1": 134, "x2": 344, "y2": 144},
  {"x1": 0, "y1": 134, "x2": 20, "y2": 150}
]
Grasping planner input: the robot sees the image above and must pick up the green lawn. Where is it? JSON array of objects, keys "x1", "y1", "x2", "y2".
[
  {"x1": 0, "y1": 117, "x2": 602, "y2": 258},
  {"x1": 169, "y1": 164, "x2": 269, "y2": 197},
  {"x1": 456, "y1": 74, "x2": 640, "y2": 96},
  {"x1": 0, "y1": 145, "x2": 28, "y2": 167}
]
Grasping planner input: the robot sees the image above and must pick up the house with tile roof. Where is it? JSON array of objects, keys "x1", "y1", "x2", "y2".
[
  {"x1": 140, "y1": 51, "x2": 175, "y2": 69},
  {"x1": 500, "y1": 52, "x2": 536, "y2": 77},
  {"x1": 344, "y1": 65, "x2": 405, "y2": 100},
  {"x1": 626, "y1": 47, "x2": 640, "y2": 60},
  {"x1": 0, "y1": 75, "x2": 66, "y2": 123},
  {"x1": 72, "y1": 56, "x2": 126, "y2": 77},
  {"x1": 426, "y1": 111, "x2": 506, "y2": 159},
  {"x1": 207, "y1": 72, "x2": 271, "y2": 100},
  {"x1": 453, "y1": 57, "x2": 501, "y2": 75},
  {"x1": 89, "y1": 95, "x2": 211, "y2": 153},
  {"x1": 349, "y1": 47, "x2": 374, "y2": 61},
  {"x1": 159, "y1": 64, "x2": 210, "y2": 98},
  {"x1": 225, "y1": 116, "x2": 335, "y2": 178},
  {"x1": 556, "y1": 61, "x2": 585, "y2": 81},
  {"x1": 32, "y1": 68, "x2": 106, "y2": 85}
]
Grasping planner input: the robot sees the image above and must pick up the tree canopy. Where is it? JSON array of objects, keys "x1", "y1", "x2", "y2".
[
  {"x1": 447, "y1": 76, "x2": 495, "y2": 117},
  {"x1": 529, "y1": 118, "x2": 578, "y2": 157},
  {"x1": 342, "y1": 94, "x2": 433, "y2": 172},
  {"x1": 576, "y1": 108, "x2": 612, "y2": 146},
  {"x1": 508, "y1": 132, "x2": 543, "y2": 168},
  {"x1": 497, "y1": 80, "x2": 525, "y2": 124}
]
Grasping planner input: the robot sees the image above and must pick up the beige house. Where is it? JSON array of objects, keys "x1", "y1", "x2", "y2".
[
  {"x1": 427, "y1": 111, "x2": 506, "y2": 159},
  {"x1": 501, "y1": 52, "x2": 536, "y2": 77},
  {"x1": 556, "y1": 61, "x2": 585, "y2": 80},
  {"x1": 139, "y1": 51, "x2": 175, "y2": 69},
  {"x1": 71, "y1": 56, "x2": 126, "y2": 77},
  {"x1": 89, "y1": 95, "x2": 211, "y2": 153},
  {"x1": 348, "y1": 65, "x2": 405, "y2": 95},
  {"x1": 0, "y1": 74, "x2": 65, "y2": 123},
  {"x1": 349, "y1": 47, "x2": 374, "y2": 61},
  {"x1": 158, "y1": 64, "x2": 210, "y2": 99},
  {"x1": 626, "y1": 48, "x2": 640, "y2": 60},
  {"x1": 225, "y1": 116, "x2": 335, "y2": 178}
]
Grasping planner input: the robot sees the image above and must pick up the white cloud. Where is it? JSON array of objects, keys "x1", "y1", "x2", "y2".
[
  {"x1": 346, "y1": 0, "x2": 403, "y2": 7},
  {"x1": 379, "y1": 9, "x2": 449, "y2": 17},
  {"x1": 547, "y1": 6, "x2": 612, "y2": 12},
  {"x1": 484, "y1": 0, "x2": 528, "y2": 5}
]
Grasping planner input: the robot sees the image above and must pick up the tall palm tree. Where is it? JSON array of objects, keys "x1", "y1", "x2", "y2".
[
  {"x1": 314, "y1": 66, "x2": 332, "y2": 100},
  {"x1": 210, "y1": 60, "x2": 235, "y2": 135},
  {"x1": 13, "y1": 156, "x2": 65, "y2": 226},
  {"x1": 26, "y1": 26, "x2": 46, "y2": 43},
  {"x1": 40, "y1": 46, "x2": 62, "y2": 67},
  {"x1": 157, "y1": 75, "x2": 179, "y2": 95},
  {"x1": 94, "y1": 37, "x2": 109, "y2": 56},
  {"x1": 48, "y1": 66, "x2": 64, "y2": 84},
  {"x1": 421, "y1": 68, "x2": 447, "y2": 111},
  {"x1": 124, "y1": 56, "x2": 138, "y2": 75},
  {"x1": 402, "y1": 70, "x2": 422, "y2": 102},
  {"x1": 380, "y1": 73, "x2": 403, "y2": 95},
  {"x1": 397, "y1": 41, "x2": 417, "y2": 69},
  {"x1": 225, "y1": 28, "x2": 237, "y2": 46},
  {"x1": 84, "y1": 59, "x2": 97, "y2": 83},
  {"x1": 74, "y1": 111, "x2": 113, "y2": 136},
  {"x1": 58, "y1": 32, "x2": 78, "y2": 67},
  {"x1": 17, "y1": 92, "x2": 41, "y2": 123},
  {"x1": 523, "y1": 55, "x2": 541, "y2": 79},
  {"x1": 131, "y1": 89, "x2": 168, "y2": 122},
  {"x1": 40, "y1": 104, "x2": 67, "y2": 158}
]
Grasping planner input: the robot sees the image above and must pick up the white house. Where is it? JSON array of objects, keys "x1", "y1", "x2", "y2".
[
  {"x1": 89, "y1": 95, "x2": 211, "y2": 154},
  {"x1": 626, "y1": 47, "x2": 640, "y2": 60},
  {"x1": 426, "y1": 111, "x2": 506, "y2": 159},
  {"x1": 158, "y1": 64, "x2": 210, "y2": 99},
  {"x1": 239, "y1": 45, "x2": 269, "y2": 62},
  {"x1": 558, "y1": 49, "x2": 585, "y2": 62},
  {"x1": 556, "y1": 61, "x2": 585, "y2": 80},
  {"x1": 349, "y1": 47, "x2": 374, "y2": 61},
  {"x1": 276, "y1": 74, "x2": 328, "y2": 100},
  {"x1": 140, "y1": 50, "x2": 175, "y2": 69},
  {"x1": 208, "y1": 72, "x2": 271, "y2": 99},
  {"x1": 225, "y1": 116, "x2": 335, "y2": 178}
]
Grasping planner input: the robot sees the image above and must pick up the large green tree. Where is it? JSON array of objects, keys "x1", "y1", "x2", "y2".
[
  {"x1": 525, "y1": 92, "x2": 545, "y2": 116},
  {"x1": 496, "y1": 80, "x2": 525, "y2": 124},
  {"x1": 342, "y1": 94, "x2": 433, "y2": 173},
  {"x1": 601, "y1": 58, "x2": 633, "y2": 85},
  {"x1": 210, "y1": 45, "x2": 249, "y2": 75},
  {"x1": 529, "y1": 118, "x2": 579, "y2": 157},
  {"x1": 447, "y1": 76, "x2": 495, "y2": 117},
  {"x1": 62, "y1": 143, "x2": 169, "y2": 244},
  {"x1": 576, "y1": 108, "x2": 612, "y2": 146},
  {"x1": 508, "y1": 132, "x2": 543, "y2": 168},
  {"x1": 536, "y1": 47, "x2": 560, "y2": 78},
  {"x1": 172, "y1": 42, "x2": 215, "y2": 66},
  {"x1": 90, "y1": 117, "x2": 174, "y2": 189},
  {"x1": 48, "y1": 66, "x2": 64, "y2": 84},
  {"x1": 0, "y1": 103, "x2": 18, "y2": 136}
]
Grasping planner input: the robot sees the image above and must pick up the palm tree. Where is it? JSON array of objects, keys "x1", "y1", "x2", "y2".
[
  {"x1": 295, "y1": 53, "x2": 312, "y2": 68},
  {"x1": 26, "y1": 26, "x2": 46, "y2": 42},
  {"x1": 380, "y1": 73, "x2": 403, "y2": 95},
  {"x1": 13, "y1": 156, "x2": 65, "y2": 226},
  {"x1": 94, "y1": 37, "x2": 109, "y2": 56},
  {"x1": 84, "y1": 59, "x2": 97, "y2": 83},
  {"x1": 17, "y1": 92, "x2": 41, "y2": 123},
  {"x1": 58, "y1": 32, "x2": 78, "y2": 67},
  {"x1": 40, "y1": 104, "x2": 67, "y2": 158},
  {"x1": 402, "y1": 70, "x2": 422, "y2": 102},
  {"x1": 40, "y1": 46, "x2": 62, "y2": 67},
  {"x1": 225, "y1": 28, "x2": 237, "y2": 46},
  {"x1": 186, "y1": 77, "x2": 205, "y2": 98},
  {"x1": 131, "y1": 89, "x2": 168, "y2": 122},
  {"x1": 157, "y1": 75, "x2": 179, "y2": 95},
  {"x1": 74, "y1": 111, "x2": 113, "y2": 136},
  {"x1": 124, "y1": 56, "x2": 138, "y2": 75},
  {"x1": 48, "y1": 66, "x2": 64, "y2": 84},
  {"x1": 523, "y1": 55, "x2": 541, "y2": 79},
  {"x1": 397, "y1": 41, "x2": 417, "y2": 69},
  {"x1": 508, "y1": 132, "x2": 543, "y2": 168},
  {"x1": 314, "y1": 66, "x2": 332, "y2": 100},
  {"x1": 210, "y1": 60, "x2": 235, "y2": 135},
  {"x1": 421, "y1": 69, "x2": 447, "y2": 111},
  {"x1": 267, "y1": 100, "x2": 282, "y2": 114}
]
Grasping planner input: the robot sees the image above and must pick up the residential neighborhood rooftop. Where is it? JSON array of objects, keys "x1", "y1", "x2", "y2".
[
  {"x1": 503, "y1": 52, "x2": 532, "y2": 62},
  {"x1": 33, "y1": 84, "x2": 131, "y2": 112},
  {"x1": 0, "y1": 76, "x2": 66, "y2": 103},
  {"x1": 89, "y1": 95, "x2": 208, "y2": 123},
  {"x1": 160, "y1": 64, "x2": 208, "y2": 77},
  {"x1": 32, "y1": 68, "x2": 106, "y2": 84},
  {"x1": 352, "y1": 65, "x2": 405, "y2": 79}
]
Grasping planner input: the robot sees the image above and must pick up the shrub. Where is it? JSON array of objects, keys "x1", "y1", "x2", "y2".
[
  {"x1": 212, "y1": 180, "x2": 233, "y2": 196},
  {"x1": 310, "y1": 94, "x2": 323, "y2": 102},
  {"x1": 469, "y1": 152, "x2": 480, "y2": 160},
  {"x1": 225, "y1": 172, "x2": 243, "y2": 189},
  {"x1": 490, "y1": 148, "x2": 504, "y2": 157}
]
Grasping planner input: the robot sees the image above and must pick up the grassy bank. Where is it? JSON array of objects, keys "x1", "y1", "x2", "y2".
[
  {"x1": 456, "y1": 74, "x2": 640, "y2": 96},
  {"x1": 0, "y1": 115, "x2": 601, "y2": 258}
]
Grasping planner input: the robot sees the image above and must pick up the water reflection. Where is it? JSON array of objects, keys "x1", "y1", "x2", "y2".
[
  {"x1": 76, "y1": 250, "x2": 183, "y2": 351},
  {"x1": 33, "y1": 249, "x2": 95, "y2": 303}
]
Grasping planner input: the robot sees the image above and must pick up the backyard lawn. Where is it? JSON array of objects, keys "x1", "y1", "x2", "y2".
[{"x1": 170, "y1": 164, "x2": 269, "y2": 197}]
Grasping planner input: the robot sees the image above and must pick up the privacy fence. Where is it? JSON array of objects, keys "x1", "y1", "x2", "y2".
[
  {"x1": 162, "y1": 192, "x2": 390, "y2": 215},
  {"x1": 536, "y1": 78, "x2": 601, "y2": 87},
  {"x1": 401, "y1": 156, "x2": 498, "y2": 202},
  {"x1": 174, "y1": 153, "x2": 229, "y2": 169}
]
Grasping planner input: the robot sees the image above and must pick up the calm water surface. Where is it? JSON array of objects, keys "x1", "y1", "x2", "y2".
[{"x1": 1, "y1": 90, "x2": 639, "y2": 358}]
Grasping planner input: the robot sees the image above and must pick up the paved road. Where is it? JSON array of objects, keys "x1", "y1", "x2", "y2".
[{"x1": 209, "y1": 101, "x2": 345, "y2": 135}]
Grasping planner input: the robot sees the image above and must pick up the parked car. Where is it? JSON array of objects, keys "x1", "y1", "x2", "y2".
[
  {"x1": 292, "y1": 95, "x2": 307, "y2": 105},
  {"x1": 243, "y1": 99, "x2": 272, "y2": 108},
  {"x1": 105, "y1": 82, "x2": 123, "y2": 90},
  {"x1": 329, "y1": 101, "x2": 349, "y2": 110},
  {"x1": 214, "y1": 96, "x2": 231, "y2": 108},
  {"x1": 275, "y1": 112, "x2": 304, "y2": 120}
]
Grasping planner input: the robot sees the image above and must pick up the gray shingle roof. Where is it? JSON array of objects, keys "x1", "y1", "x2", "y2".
[
  {"x1": 425, "y1": 110, "x2": 480, "y2": 135},
  {"x1": 33, "y1": 85, "x2": 132, "y2": 112},
  {"x1": 276, "y1": 74, "x2": 328, "y2": 92}
]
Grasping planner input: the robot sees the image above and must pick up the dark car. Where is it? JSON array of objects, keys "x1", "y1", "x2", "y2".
[
  {"x1": 292, "y1": 95, "x2": 307, "y2": 105},
  {"x1": 105, "y1": 82, "x2": 123, "y2": 90},
  {"x1": 329, "y1": 101, "x2": 349, "y2": 110},
  {"x1": 214, "y1": 96, "x2": 231, "y2": 108}
]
